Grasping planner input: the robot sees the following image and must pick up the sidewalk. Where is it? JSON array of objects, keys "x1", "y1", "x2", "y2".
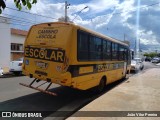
[{"x1": 67, "y1": 68, "x2": 160, "y2": 120}]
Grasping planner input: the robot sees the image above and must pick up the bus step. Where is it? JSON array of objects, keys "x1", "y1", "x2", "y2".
[{"x1": 19, "y1": 82, "x2": 57, "y2": 96}]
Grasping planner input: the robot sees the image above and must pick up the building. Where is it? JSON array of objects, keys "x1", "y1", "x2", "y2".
[
  {"x1": 0, "y1": 16, "x2": 11, "y2": 72},
  {"x1": 0, "y1": 16, "x2": 27, "y2": 72},
  {"x1": 11, "y1": 28, "x2": 28, "y2": 60}
]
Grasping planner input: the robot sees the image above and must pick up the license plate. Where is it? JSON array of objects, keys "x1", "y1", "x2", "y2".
[
  {"x1": 35, "y1": 70, "x2": 47, "y2": 76},
  {"x1": 35, "y1": 61, "x2": 48, "y2": 69}
]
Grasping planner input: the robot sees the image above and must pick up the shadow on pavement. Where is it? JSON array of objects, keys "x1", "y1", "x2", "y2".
[{"x1": 0, "y1": 77, "x2": 128, "y2": 118}]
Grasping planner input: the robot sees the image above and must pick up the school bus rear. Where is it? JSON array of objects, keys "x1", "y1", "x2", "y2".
[{"x1": 23, "y1": 22, "x2": 73, "y2": 86}]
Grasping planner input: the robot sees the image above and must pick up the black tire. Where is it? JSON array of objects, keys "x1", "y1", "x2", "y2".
[
  {"x1": 96, "y1": 78, "x2": 106, "y2": 93},
  {"x1": 123, "y1": 72, "x2": 127, "y2": 79},
  {"x1": 14, "y1": 72, "x2": 22, "y2": 76},
  {"x1": 134, "y1": 69, "x2": 138, "y2": 73},
  {"x1": 140, "y1": 66, "x2": 144, "y2": 70}
]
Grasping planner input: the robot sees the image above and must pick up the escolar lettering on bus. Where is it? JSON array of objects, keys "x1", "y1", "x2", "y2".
[{"x1": 25, "y1": 47, "x2": 65, "y2": 63}]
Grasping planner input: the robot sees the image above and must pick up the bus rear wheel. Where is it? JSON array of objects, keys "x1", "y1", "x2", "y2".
[{"x1": 96, "y1": 78, "x2": 106, "y2": 93}]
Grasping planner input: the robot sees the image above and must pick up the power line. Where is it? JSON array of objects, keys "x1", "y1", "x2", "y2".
[
  {"x1": 113, "y1": 2, "x2": 160, "y2": 16},
  {"x1": 0, "y1": 21, "x2": 32, "y2": 26},
  {"x1": 1, "y1": 2, "x2": 159, "y2": 27},
  {"x1": 1, "y1": 12, "x2": 55, "y2": 26},
  {"x1": 84, "y1": 2, "x2": 160, "y2": 21},
  {"x1": 5, "y1": 2, "x2": 160, "y2": 22},
  {"x1": 72, "y1": 6, "x2": 88, "y2": 22},
  {"x1": 2, "y1": 15, "x2": 36, "y2": 24},
  {"x1": 5, "y1": 7, "x2": 58, "y2": 20},
  {"x1": 2, "y1": 13, "x2": 36, "y2": 23},
  {"x1": 1, "y1": 10, "x2": 57, "y2": 27}
]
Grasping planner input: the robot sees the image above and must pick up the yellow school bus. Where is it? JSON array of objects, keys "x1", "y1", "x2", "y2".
[{"x1": 21, "y1": 22, "x2": 131, "y2": 95}]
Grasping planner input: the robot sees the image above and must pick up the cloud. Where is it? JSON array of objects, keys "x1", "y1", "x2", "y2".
[
  {"x1": 116, "y1": 0, "x2": 135, "y2": 22},
  {"x1": 59, "y1": 0, "x2": 160, "y2": 51},
  {"x1": 87, "y1": 0, "x2": 119, "y2": 14},
  {"x1": 2, "y1": 0, "x2": 160, "y2": 52}
]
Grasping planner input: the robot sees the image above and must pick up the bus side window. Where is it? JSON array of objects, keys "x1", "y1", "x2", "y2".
[
  {"x1": 89, "y1": 36, "x2": 102, "y2": 60},
  {"x1": 107, "y1": 41, "x2": 111, "y2": 60},
  {"x1": 103, "y1": 40, "x2": 111, "y2": 60},
  {"x1": 127, "y1": 49, "x2": 131, "y2": 64},
  {"x1": 112, "y1": 43, "x2": 118, "y2": 60},
  {"x1": 119, "y1": 45, "x2": 124, "y2": 60},
  {"x1": 124, "y1": 48, "x2": 127, "y2": 61},
  {"x1": 77, "y1": 31, "x2": 89, "y2": 61}
]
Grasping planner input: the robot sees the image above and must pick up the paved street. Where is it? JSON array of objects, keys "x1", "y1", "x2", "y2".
[
  {"x1": 0, "y1": 1, "x2": 160, "y2": 119},
  {"x1": 0, "y1": 62, "x2": 159, "y2": 119},
  {"x1": 68, "y1": 64, "x2": 160, "y2": 120}
]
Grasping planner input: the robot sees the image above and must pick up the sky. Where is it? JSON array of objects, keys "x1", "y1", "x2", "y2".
[{"x1": 1, "y1": 0, "x2": 160, "y2": 52}]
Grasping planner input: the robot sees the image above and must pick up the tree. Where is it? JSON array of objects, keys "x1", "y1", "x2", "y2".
[
  {"x1": 143, "y1": 53, "x2": 149, "y2": 57},
  {"x1": 0, "y1": 0, "x2": 37, "y2": 14},
  {"x1": 144, "y1": 52, "x2": 158, "y2": 58}
]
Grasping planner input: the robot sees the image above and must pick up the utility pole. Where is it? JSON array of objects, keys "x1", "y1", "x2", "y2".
[
  {"x1": 65, "y1": 1, "x2": 70, "y2": 22},
  {"x1": 134, "y1": 39, "x2": 136, "y2": 58}
]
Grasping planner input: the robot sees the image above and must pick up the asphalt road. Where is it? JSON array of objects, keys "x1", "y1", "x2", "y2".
[
  {"x1": 129, "y1": 61, "x2": 159, "y2": 76},
  {"x1": 0, "y1": 61, "x2": 159, "y2": 119},
  {"x1": 143, "y1": 61, "x2": 159, "y2": 70}
]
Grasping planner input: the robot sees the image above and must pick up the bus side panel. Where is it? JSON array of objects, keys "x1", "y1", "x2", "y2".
[
  {"x1": 71, "y1": 73, "x2": 102, "y2": 90},
  {"x1": 70, "y1": 68, "x2": 122, "y2": 90}
]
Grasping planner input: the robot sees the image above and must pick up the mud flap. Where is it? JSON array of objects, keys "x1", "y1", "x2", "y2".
[{"x1": 19, "y1": 79, "x2": 57, "y2": 96}]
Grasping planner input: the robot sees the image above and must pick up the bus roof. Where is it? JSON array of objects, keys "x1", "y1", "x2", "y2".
[
  {"x1": 31, "y1": 22, "x2": 129, "y2": 47},
  {"x1": 76, "y1": 25, "x2": 129, "y2": 47}
]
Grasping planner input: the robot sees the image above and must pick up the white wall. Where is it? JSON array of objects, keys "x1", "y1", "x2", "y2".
[
  {"x1": 11, "y1": 34, "x2": 25, "y2": 44},
  {"x1": 0, "y1": 17, "x2": 11, "y2": 69}
]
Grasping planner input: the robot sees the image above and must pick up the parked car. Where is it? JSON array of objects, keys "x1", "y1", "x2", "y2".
[
  {"x1": 10, "y1": 57, "x2": 23, "y2": 75},
  {"x1": 151, "y1": 57, "x2": 160, "y2": 63},
  {"x1": 0, "y1": 67, "x2": 3, "y2": 76},
  {"x1": 145, "y1": 57, "x2": 151, "y2": 62},
  {"x1": 134, "y1": 58, "x2": 144, "y2": 70},
  {"x1": 131, "y1": 60, "x2": 143, "y2": 73}
]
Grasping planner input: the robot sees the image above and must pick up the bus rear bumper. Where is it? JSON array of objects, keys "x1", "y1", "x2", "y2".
[{"x1": 23, "y1": 70, "x2": 72, "y2": 86}]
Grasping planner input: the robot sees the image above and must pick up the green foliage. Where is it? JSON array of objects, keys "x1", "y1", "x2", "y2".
[
  {"x1": 144, "y1": 52, "x2": 158, "y2": 58},
  {"x1": 14, "y1": 0, "x2": 37, "y2": 10},
  {"x1": 143, "y1": 53, "x2": 149, "y2": 57},
  {"x1": 0, "y1": 0, "x2": 6, "y2": 14},
  {"x1": 0, "y1": 0, "x2": 37, "y2": 13}
]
